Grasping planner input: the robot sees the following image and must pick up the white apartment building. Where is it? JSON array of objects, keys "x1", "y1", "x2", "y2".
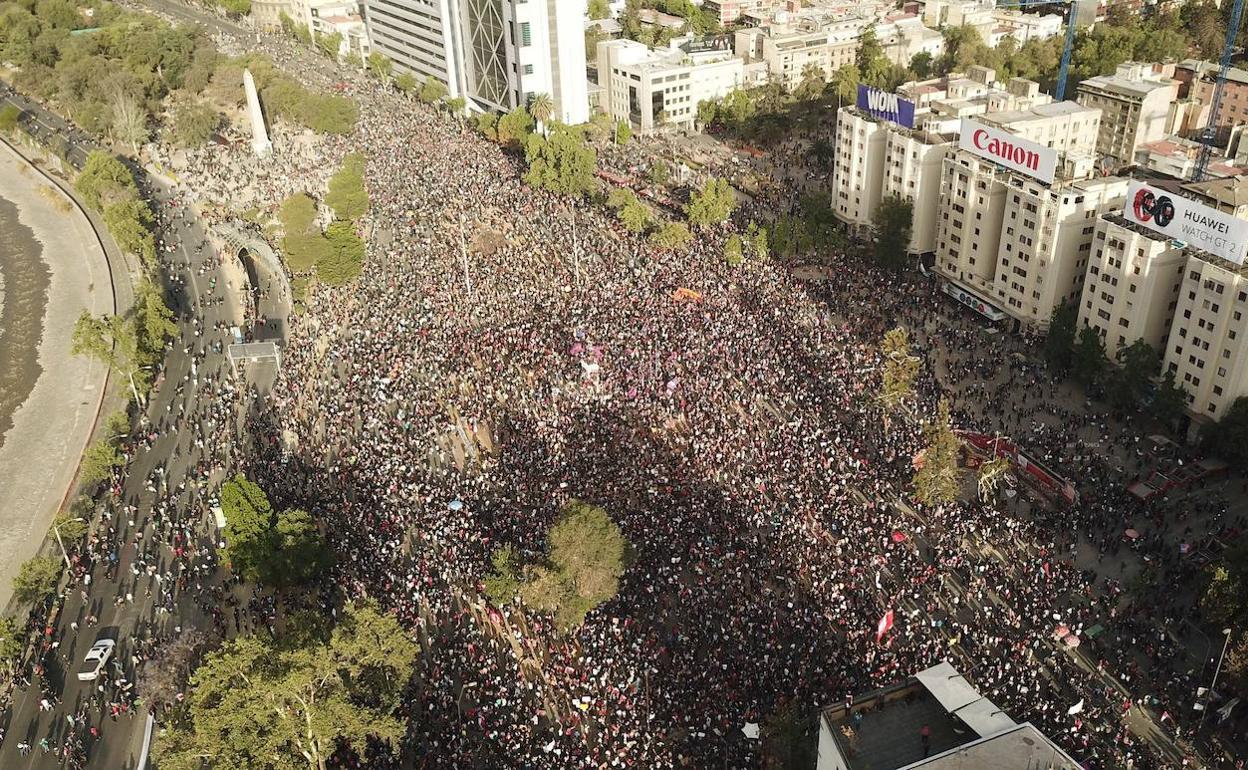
[
  {"x1": 1162, "y1": 256, "x2": 1248, "y2": 421},
  {"x1": 733, "y1": 21, "x2": 859, "y2": 91},
  {"x1": 597, "y1": 39, "x2": 743, "y2": 133},
  {"x1": 1078, "y1": 214, "x2": 1186, "y2": 353},
  {"x1": 1076, "y1": 62, "x2": 1178, "y2": 166},
  {"x1": 934, "y1": 102, "x2": 1121, "y2": 329},
  {"x1": 1134, "y1": 137, "x2": 1248, "y2": 180},
  {"x1": 988, "y1": 10, "x2": 1062, "y2": 43},
  {"x1": 833, "y1": 71, "x2": 1054, "y2": 253},
  {"x1": 252, "y1": 0, "x2": 288, "y2": 32},
  {"x1": 364, "y1": 0, "x2": 588, "y2": 123},
  {"x1": 874, "y1": 16, "x2": 944, "y2": 67}
]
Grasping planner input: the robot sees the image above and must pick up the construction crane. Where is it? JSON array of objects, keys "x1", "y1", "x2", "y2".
[
  {"x1": 1192, "y1": 0, "x2": 1246, "y2": 181},
  {"x1": 994, "y1": 0, "x2": 1080, "y2": 101}
]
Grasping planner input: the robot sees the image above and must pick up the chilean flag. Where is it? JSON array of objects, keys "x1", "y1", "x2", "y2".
[{"x1": 876, "y1": 610, "x2": 895, "y2": 643}]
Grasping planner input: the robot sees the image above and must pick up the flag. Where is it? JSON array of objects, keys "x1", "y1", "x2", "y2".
[
  {"x1": 1067, "y1": 699, "x2": 1084, "y2": 715},
  {"x1": 890, "y1": 530, "x2": 907, "y2": 543},
  {"x1": 876, "y1": 610, "x2": 894, "y2": 643}
]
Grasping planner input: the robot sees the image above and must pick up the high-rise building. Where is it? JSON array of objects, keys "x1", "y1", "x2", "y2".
[
  {"x1": 1077, "y1": 214, "x2": 1187, "y2": 353},
  {"x1": 1075, "y1": 62, "x2": 1178, "y2": 167},
  {"x1": 363, "y1": 0, "x2": 589, "y2": 123},
  {"x1": 1162, "y1": 256, "x2": 1248, "y2": 421}
]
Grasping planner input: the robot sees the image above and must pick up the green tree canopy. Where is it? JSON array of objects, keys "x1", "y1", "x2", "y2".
[
  {"x1": 1072, "y1": 325, "x2": 1107, "y2": 387},
  {"x1": 522, "y1": 124, "x2": 598, "y2": 198},
  {"x1": 75, "y1": 150, "x2": 137, "y2": 211},
  {"x1": 1205, "y1": 397, "x2": 1248, "y2": 464},
  {"x1": 650, "y1": 221, "x2": 692, "y2": 251},
  {"x1": 220, "y1": 473, "x2": 276, "y2": 582},
  {"x1": 519, "y1": 501, "x2": 628, "y2": 630},
  {"x1": 170, "y1": 100, "x2": 221, "y2": 147},
  {"x1": 1043, "y1": 303, "x2": 1078, "y2": 374},
  {"x1": 873, "y1": 195, "x2": 912, "y2": 271},
  {"x1": 366, "y1": 51, "x2": 392, "y2": 80},
  {"x1": 320, "y1": 219, "x2": 366, "y2": 285},
  {"x1": 12, "y1": 555, "x2": 61, "y2": 604},
  {"x1": 1105, "y1": 339, "x2": 1160, "y2": 412},
  {"x1": 0, "y1": 615, "x2": 22, "y2": 664},
  {"x1": 913, "y1": 400, "x2": 963, "y2": 506},
  {"x1": 325, "y1": 153, "x2": 369, "y2": 222},
  {"x1": 157, "y1": 601, "x2": 418, "y2": 770},
  {"x1": 686, "y1": 177, "x2": 736, "y2": 228}
]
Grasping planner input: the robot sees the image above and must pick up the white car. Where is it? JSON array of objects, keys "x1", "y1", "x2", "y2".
[{"x1": 77, "y1": 639, "x2": 116, "y2": 682}]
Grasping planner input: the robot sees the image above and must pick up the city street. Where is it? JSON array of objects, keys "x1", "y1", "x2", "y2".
[{"x1": 0, "y1": 150, "x2": 247, "y2": 768}]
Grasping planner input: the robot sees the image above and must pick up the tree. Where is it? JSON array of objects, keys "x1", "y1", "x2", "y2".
[
  {"x1": 0, "y1": 103, "x2": 20, "y2": 132},
  {"x1": 686, "y1": 177, "x2": 736, "y2": 228},
  {"x1": 71, "y1": 311, "x2": 148, "y2": 401},
  {"x1": 110, "y1": 91, "x2": 148, "y2": 153},
  {"x1": 53, "y1": 509, "x2": 89, "y2": 546},
  {"x1": 157, "y1": 602, "x2": 417, "y2": 770},
  {"x1": 170, "y1": 101, "x2": 221, "y2": 147},
  {"x1": 761, "y1": 700, "x2": 816, "y2": 770},
  {"x1": 1205, "y1": 397, "x2": 1248, "y2": 464},
  {"x1": 320, "y1": 219, "x2": 366, "y2": 285},
  {"x1": 103, "y1": 198, "x2": 158, "y2": 266},
  {"x1": 394, "y1": 71, "x2": 417, "y2": 95},
  {"x1": 528, "y1": 92, "x2": 554, "y2": 135},
  {"x1": 495, "y1": 106, "x2": 534, "y2": 147},
  {"x1": 325, "y1": 153, "x2": 369, "y2": 222},
  {"x1": 12, "y1": 556, "x2": 61, "y2": 604},
  {"x1": 366, "y1": 51, "x2": 392, "y2": 81},
  {"x1": 220, "y1": 474, "x2": 276, "y2": 583},
  {"x1": 829, "y1": 64, "x2": 860, "y2": 104},
  {"x1": 315, "y1": 30, "x2": 343, "y2": 60},
  {"x1": 873, "y1": 195, "x2": 912, "y2": 271},
  {"x1": 912, "y1": 400, "x2": 963, "y2": 506},
  {"x1": 910, "y1": 51, "x2": 935, "y2": 79},
  {"x1": 619, "y1": 198, "x2": 653, "y2": 234},
  {"x1": 976, "y1": 456, "x2": 1012, "y2": 500},
  {"x1": 647, "y1": 160, "x2": 671, "y2": 186},
  {"x1": 856, "y1": 27, "x2": 890, "y2": 88},
  {"x1": 1072, "y1": 325, "x2": 1107, "y2": 387},
  {"x1": 418, "y1": 75, "x2": 448, "y2": 104},
  {"x1": 614, "y1": 119, "x2": 632, "y2": 145},
  {"x1": 1153, "y1": 369, "x2": 1188, "y2": 427},
  {"x1": 723, "y1": 233, "x2": 744, "y2": 267},
  {"x1": 523, "y1": 124, "x2": 598, "y2": 198},
  {"x1": 879, "y1": 326, "x2": 919, "y2": 416},
  {"x1": 135, "y1": 279, "x2": 178, "y2": 353},
  {"x1": 1043, "y1": 303, "x2": 1078, "y2": 374},
  {"x1": 80, "y1": 438, "x2": 123, "y2": 484},
  {"x1": 650, "y1": 221, "x2": 692, "y2": 251},
  {"x1": 588, "y1": 0, "x2": 610, "y2": 19},
  {"x1": 1201, "y1": 543, "x2": 1248, "y2": 629},
  {"x1": 1105, "y1": 339, "x2": 1160, "y2": 412},
  {"x1": 445, "y1": 97, "x2": 466, "y2": 115},
  {"x1": 0, "y1": 615, "x2": 22, "y2": 665},
  {"x1": 518, "y1": 501, "x2": 628, "y2": 630},
  {"x1": 75, "y1": 150, "x2": 137, "y2": 211},
  {"x1": 696, "y1": 99, "x2": 718, "y2": 129},
  {"x1": 270, "y1": 508, "x2": 331, "y2": 588},
  {"x1": 484, "y1": 544, "x2": 522, "y2": 606}
]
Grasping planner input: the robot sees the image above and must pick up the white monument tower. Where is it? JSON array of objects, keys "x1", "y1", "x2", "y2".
[{"x1": 243, "y1": 69, "x2": 272, "y2": 158}]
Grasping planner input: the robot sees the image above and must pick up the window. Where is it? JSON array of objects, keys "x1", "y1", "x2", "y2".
[
  {"x1": 519, "y1": 21, "x2": 531, "y2": 46},
  {"x1": 523, "y1": 64, "x2": 534, "y2": 75}
]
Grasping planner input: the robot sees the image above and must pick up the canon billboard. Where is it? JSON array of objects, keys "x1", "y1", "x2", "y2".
[
  {"x1": 1123, "y1": 181, "x2": 1248, "y2": 265},
  {"x1": 855, "y1": 85, "x2": 916, "y2": 129},
  {"x1": 958, "y1": 119, "x2": 1057, "y2": 185}
]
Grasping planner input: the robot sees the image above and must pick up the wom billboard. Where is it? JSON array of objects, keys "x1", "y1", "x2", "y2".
[
  {"x1": 958, "y1": 119, "x2": 1057, "y2": 185},
  {"x1": 856, "y1": 85, "x2": 915, "y2": 129},
  {"x1": 1123, "y1": 181, "x2": 1248, "y2": 265}
]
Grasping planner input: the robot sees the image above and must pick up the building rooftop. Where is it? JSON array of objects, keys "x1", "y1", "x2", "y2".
[
  {"x1": 819, "y1": 662, "x2": 1081, "y2": 770},
  {"x1": 1184, "y1": 176, "x2": 1248, "y2": 209},
  {"x1": 1078, "y1": 72, "x2": 1175, "y2": 99},
  {"x1": 1178, "y1": 58, "x2": 1248, "y2": 87}
]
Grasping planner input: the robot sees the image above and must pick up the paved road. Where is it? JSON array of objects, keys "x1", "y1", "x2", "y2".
[{"x1": 0, "y1": 120, "x2": 246, "y2": 770}]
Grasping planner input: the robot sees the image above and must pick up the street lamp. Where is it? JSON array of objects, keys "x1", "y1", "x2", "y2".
[
  {"x1": 1197, "y1": 627, "x2": 1234, "y2": 733},
  {"x1": 52, "y1": 516, "x2": 84, "y2": 570}
]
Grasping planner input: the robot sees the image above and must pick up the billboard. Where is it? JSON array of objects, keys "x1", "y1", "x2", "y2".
[
  {"x1": 1122, "y1": 181, "x2": 1248, "y2": 265},
  {"x1": 679, "y1": 34, "x2": 733, "y2": 54},
  {"x1": 958, "y1": 119, "x2": 1057, "y2": 185},
  {"x1": 856, "y1": 85, "x2": 916, "y2": 129}
]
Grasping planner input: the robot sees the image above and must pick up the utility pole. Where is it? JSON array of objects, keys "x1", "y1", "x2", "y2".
[
  {"x1": 1197, "y1": 627, "x2": 1234, "y2": 732},
  {"x1": 458, "y1": 213, "x2": 473, "y2": 295}
]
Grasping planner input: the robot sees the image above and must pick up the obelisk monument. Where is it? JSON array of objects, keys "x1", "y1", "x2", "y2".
[{"x1": 243, "y1": 69, "x2": 272, "y2": 158}]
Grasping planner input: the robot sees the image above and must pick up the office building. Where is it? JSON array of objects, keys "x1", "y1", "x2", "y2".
[
  {"x1": 364, "y1": 0, "x2": 589, "y2": 123},
  {"x1": 1076, "y1": 62, "x2": 1178, "y2": 166},
  {"x1": 1077, "y1": 213, "x2": 1187, "y2": 353},
  {"x1": 597, "y1": 39, "x2": 743, "y2": 133}
]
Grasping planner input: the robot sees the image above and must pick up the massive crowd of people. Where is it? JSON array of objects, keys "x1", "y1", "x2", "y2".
[
  {"x1": 8, "y1": 9, "x2": 1244, "y2": 767},
  {"x1": 159, "y1": 33, "x2": 1242, "y2": 768}
]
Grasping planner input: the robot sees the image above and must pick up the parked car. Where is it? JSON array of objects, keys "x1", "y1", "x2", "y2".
[{"x1": 77, "y1": 638, "x2": 116, "y2": 682}]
